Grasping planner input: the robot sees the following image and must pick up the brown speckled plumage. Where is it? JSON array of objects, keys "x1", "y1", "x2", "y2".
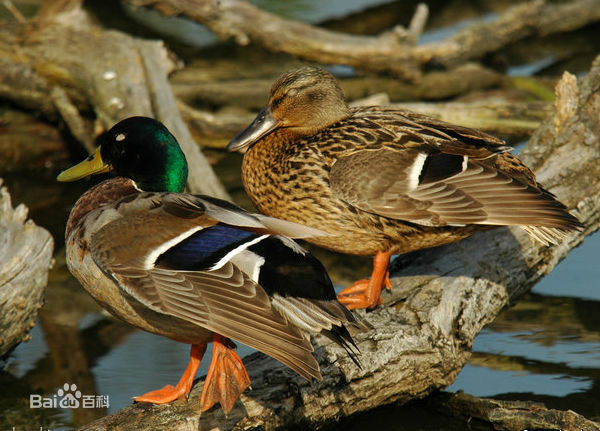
[
  {"x1": 228, "y1": 66, "x2": 582, "y2": 309},
  {"x1": 235, "y1": 93, "x2": 581, "y2": 254},
  {"x1": 241, "y1": 120, "x2": 488, "y2": 255}
]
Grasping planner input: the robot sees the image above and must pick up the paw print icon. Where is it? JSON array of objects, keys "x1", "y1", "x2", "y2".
[{"x1": 58, "y1": 383, "x2": 82, "y2": 409}]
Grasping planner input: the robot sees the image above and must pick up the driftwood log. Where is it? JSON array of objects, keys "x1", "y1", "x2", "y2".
[
  {"x1": 126, "y1": 0, "x2": 600, "y2": 80},
  {"x1": 172, "y1": 62, "x2": 504, "y2": 107},
  {"x1": 77, "y1": 50, "x2": 600, "y2": 431},
  {"x1": 425, "y1": 391, "x2": 600, "y2": 431},
  {"x1": 0, "y1": 5, "x2": 228, "y2": 198},
  {"x1": 0, "y1": 179, "x2": 53, "y2": 357},
  {"x1": 389, "y1": 99, "x2": 551, "y2": 137}
]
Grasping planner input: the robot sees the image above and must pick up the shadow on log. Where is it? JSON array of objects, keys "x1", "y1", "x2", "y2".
[
  {"x1": 0, "y1": 179, "x2": 53, "y2": 357},
  {"x1": 77, "y1": 49, "x2": 600, "y2": 431}
]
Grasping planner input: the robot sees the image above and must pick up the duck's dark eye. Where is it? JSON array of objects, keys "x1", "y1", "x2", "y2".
[{"x1": 271, "y1": 96, "x2": 283, "y2": 109}]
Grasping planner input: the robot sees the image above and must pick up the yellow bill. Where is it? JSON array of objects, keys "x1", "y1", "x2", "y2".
[{"x1": 57, "y1": 147, "x2": 110, "y2": 182}]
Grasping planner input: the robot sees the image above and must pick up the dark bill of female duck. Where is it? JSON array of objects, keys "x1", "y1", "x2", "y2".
[{"x1": 228, "y1": 106, "x2": 278, "y2": 152}]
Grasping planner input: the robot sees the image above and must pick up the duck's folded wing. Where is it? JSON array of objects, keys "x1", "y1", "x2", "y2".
[
  {"x1": 90, "y1": 213, "x2": 321, "y2": 381},
  {"x1": 330, "y1": 147, "x2": 580, "y2": 232},
  {"x1": 162, "y1": 193, "x2": 330, "y2": 238},
  {"x1": 350, "y1": 107, "x2": 511, "y2": 156}
]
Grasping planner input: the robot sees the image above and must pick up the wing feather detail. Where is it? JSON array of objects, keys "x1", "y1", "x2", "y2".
[
  {"x1": 330, "y1": 145, "x2": 581, "y2": 242},
  {"x1": 90, "y1": 210, "x2": 324, "y2": 380}
]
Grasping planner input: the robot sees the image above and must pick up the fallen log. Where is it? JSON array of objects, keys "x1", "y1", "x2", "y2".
[
  {"x1": 125, "y1": 0, "x2": 600, "y2": 81},
  {"x1": 0, "y1": 179, "x2": 53, "y2": 357},
  {"x1": 390, "y1": 99, "x2": 551, "y2": 137},
  {"x1": 0, "y1": 109, "x2": 69, "y2": 172},
  {"x1": 171, "y1": 62, "x2": 503, "y2": 108},
  {"x1": 78, "y1": 52, "x2": 600, "y2": 431},
  {"x1": 426, "y1": 391, "x2": 600, "y2": 431}
]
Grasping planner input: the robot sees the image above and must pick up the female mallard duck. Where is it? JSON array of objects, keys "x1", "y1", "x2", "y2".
[
  {"x1": 227, "y1": 66, "x2": 583, "y2": 311},
  {"x1": 57, "y1": 116, "x2": 360, "y2": 413}
]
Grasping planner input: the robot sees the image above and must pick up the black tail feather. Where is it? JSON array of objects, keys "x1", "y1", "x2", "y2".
[{"x1": 321, "y1": 325, "x2": 362, "y2": 369}]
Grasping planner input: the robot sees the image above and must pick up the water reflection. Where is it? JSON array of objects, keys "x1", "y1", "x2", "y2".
[{"x1": 449, "y1": 232, "x2": 600, "y2": 420}]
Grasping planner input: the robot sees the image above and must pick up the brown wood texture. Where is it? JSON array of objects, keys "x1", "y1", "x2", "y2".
[
  {"x1": 0, "y1": 179, "x2": 54, "y2": 357},
  {"x1": 426, "y1": 391, "x2": 600, "y2": 431}
]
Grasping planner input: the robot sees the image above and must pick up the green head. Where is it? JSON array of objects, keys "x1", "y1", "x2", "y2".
[{"x1": 57, "y1": 117, "x2": 188, "y2": 193}]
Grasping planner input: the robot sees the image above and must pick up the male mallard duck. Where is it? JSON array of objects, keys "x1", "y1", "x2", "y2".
[
  {"x1": 58, "y1": 116, "x2": 361, "y2": 413},
  {"x1": 227, "y1": 66, "x2": 583, "y2": 311}
]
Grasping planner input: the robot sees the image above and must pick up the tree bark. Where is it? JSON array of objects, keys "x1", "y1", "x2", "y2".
[
  {"x1": 0, "y1": 179, "x2": 54, "y2": 357},
  {"x1": 126, "y1": 0, "x2": 600, "y2": 81},
  {"x1": 77, "y1": 53, "x2": 600, "y2": 431},
  {"x1": 426, "y1": 391, "x2": 600, "y2": 431}
]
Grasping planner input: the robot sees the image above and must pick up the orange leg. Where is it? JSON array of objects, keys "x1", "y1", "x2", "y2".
[
  {"x1": 200, "y1": 334, "x2": 251, "y2": 413},
  {"x1": 135, "y1": 343, "x2": 207, "y2": 404},
  {"x1": 338, "y1": 251, "x2": 392, "y2": 310}
]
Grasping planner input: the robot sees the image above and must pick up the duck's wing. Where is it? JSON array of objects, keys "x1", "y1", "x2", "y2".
[
  {"x1": 352, "y1": 106, "x2": 511, "y2": 155},
  {"x1": 89, "y1": 199, "x2": 323, "y2": 381},
  {"x1": 329, "y1": 138, "x2": 581, "y2": 243},
  {"x1": 164, "y1": 193, "x2": 330, "y2": 239}
]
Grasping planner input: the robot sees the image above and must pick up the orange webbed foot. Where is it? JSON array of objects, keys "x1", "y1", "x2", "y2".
[
  {"x1": 200, "y1": 335, "x2": 251, "y2": 413},
  {"x1": 338, "y1": 278, "x2": 385, "y2": 310},
  {"x1": 337, "y1": 251, "x2": 392, "y2": 310},
  {"x1": 135, "y1": 343, "x2": 207, "y2": 404},
  {"x1": 134, "y1": 384, "x2": 183, "y2": 404}
]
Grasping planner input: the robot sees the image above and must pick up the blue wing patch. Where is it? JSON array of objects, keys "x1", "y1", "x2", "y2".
[{"x1": 156, "y1": 225, "x2": 259, "y2": 270}]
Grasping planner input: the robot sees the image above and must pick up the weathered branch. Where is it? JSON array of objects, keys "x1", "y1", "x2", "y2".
[
  {"x1": 0, "y1": 179, "x2": 53, "y2": 357},
  {"x1": 427, "y1": 391, "x2": 600, "y2": 431},
  {"x1": 390, "y1": 99, "x2": 551, "y2": 137},
  {"x1": 0, "y1": 8, "x2": 228, "y2": 198},
  {"x1": 172, "y1": 62, "x2": 503, "y2": 108},
  {"x1": 78, "y1": 53, "x2": 600, "y2": 431},
  {"x1": 126, "y1": 0, "x2": 600, "y2": 80}
]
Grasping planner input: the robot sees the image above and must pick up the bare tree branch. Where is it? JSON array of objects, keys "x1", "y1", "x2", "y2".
[{"x1": 125, "y1": 0, "x2": 600, "y2": 80}]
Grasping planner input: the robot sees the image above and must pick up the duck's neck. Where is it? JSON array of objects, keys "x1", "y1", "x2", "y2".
[
  {"x1": 128, "y1": 145, "x2": 188, "y2": 193},
  {"x1": 65, "y1": 178, "x2": 139, "y2": 239},
  {"x1": 134, "y1": 167, "x2": 186, "y2": 193}
]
